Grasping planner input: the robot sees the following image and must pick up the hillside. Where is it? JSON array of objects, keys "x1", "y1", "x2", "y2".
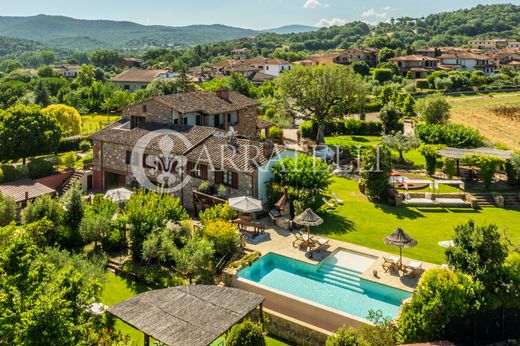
[
  {"x1": 263, "y1": 25, "x2": 317, "y2": 35},
  {"x1": 0, "y1": 14, "x2": 259, "y2": 51},
  {"x1": 0, "y1": 35, "x2": 46, "y2": 56}
]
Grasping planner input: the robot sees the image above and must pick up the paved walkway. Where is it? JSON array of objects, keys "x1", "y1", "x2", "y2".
[{"x1": 245, "y1": 218, "x2": 437, "y2": 293}]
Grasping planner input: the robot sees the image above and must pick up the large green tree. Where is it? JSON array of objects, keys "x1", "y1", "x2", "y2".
[
  {"x1": 0, "y1": 105, "x2": 62, "y2": 164},
  {"x1": 359, "y1": 146, "x2": 393, "y2": 200},
  {"x1": 277, "y1": 64, "x2": 367, "y2": 144}
]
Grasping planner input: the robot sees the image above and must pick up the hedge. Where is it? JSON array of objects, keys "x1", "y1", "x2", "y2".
[
  {"x1": 415, "y1": 123, "x2": 485, "y2": 148},
  {"x1": 58, "y1": 135, "x2": 89, "y2": 153},
  {"x1": 300, "y1": 119, "x2": 384, "y2": 139},
  {"x1": 416, "y1": 79, "x2": 430, "y2": 89}
]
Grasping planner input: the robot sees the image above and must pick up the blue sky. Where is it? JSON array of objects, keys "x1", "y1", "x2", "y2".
[{"x1": 0, "y1": 0, "x2": 516, "y2": 29}]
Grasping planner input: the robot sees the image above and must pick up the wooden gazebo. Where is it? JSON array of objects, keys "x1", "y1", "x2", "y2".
[{"x1": 108, "y1": 285, "x2": 264, "y2": 346}]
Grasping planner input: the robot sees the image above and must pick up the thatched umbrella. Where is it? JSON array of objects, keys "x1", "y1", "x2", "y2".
[
  {"x1": 384, "y1": 227, "x2": 417, "y2": 266},
  {"x1": 293, "y1": 208, "x2": 323, "y2": 242}
]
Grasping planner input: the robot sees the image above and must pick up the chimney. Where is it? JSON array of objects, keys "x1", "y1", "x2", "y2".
[
  {"x1": 216, "y1": 87, "x2": 230, "y2": 102},
  {"x1": 263, "y1": 140, "x2": 274, "y2": 159}
]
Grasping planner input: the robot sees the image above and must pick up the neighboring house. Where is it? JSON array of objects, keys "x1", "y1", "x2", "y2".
[
  {"x1": 309, "y1": 48, "x2": 378, "y2": 67},
  {"x1": 0, "y1": 178, "x2": 56, "y2": 210},
  {"x1": 505, "y1": 60, "x2": 520, "y2": 71},
  {"x1": 230, "y1": 48, "x2": 250, "y2": 60},
  {"x1": 243, "y1": 57, "x2": 292, "y2": 77},
  {"x1": 389, "y1": 55, "x2": 440, "y2": 78},
  {"x1": 227, "y1": 63, "x2": 276, "y2": 84},
  {"x1": 489, "y1": 49, "x2": 520, "y2": 69},
  {"x1": 468, "y1": 39, "x2": 508, "y2": 50},
  {"x1": 508, "y1": 42, "x2": 520, "y2": 49},
  {"x1": 90, "y1": 90, "x2": 290, "y2": 207},
  {"x1": 111, "y1": 69, "x2": 178, "y2": 92},
  {"x1": 438, "y1": 53, "x2": 496, "y2": 75},
  {"x1": 212, "y1": 59, "x2": 242, "y2": 74},
  {"x1": 53, "y1": 64, "x2": 81, "y2": 78},
  {"x1": 118, "y1": 57, "x2": 145, "y2": 69}
]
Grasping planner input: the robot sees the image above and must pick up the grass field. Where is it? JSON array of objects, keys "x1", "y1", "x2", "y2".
[
  {"x1": 316, "y1": 177, "x2": 520, "y2": 264},
  {"x1": 448, "y1": 92, "x2": 520, "y2": 150},
  {"x1": 101, "y1": 272, "x2": 292, "y2": 346},
  {"x1": 82, "y1": 114, "x2": 121, "y2": 134}
]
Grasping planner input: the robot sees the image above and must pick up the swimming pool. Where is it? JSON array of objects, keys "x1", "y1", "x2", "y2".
[{"x1": 237, "y1": 250, "x2": 411, "y2": 321}]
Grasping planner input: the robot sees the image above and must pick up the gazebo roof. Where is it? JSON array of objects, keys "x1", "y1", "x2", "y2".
[
  {"x1": 438, "y1": 147, "x2": 513, "y2": 160},
  {"x1": 294, "y1": 208, "x2": 324, "y2": 227},
  {"x1": 108, "y1": 285, "x2": 264, "y2": 346}
]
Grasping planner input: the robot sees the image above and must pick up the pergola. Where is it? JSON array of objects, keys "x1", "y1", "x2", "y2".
[
  {"x1": 438, "y1": 147, "x2": 514, "y2": 176},
  {"x1": 107, "y1": 285, "x2": 264, "y2": 346}
]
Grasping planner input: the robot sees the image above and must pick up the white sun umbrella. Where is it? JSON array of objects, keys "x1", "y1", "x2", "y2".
[
  {"x1": 315, "y1": 146, "x2": 335, "y2": 160},
  {"x1": 438, "y1": 240, "x2": 455, "y2": 248},
  {"x1": 104, "y1": 187, "x2": 133, "y2": 204},
  {"x1": 228, "y1": 196, "x2": 263, "y2": 213}
]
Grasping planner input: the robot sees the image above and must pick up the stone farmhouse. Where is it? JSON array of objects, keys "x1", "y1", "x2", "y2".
[
  {"x1": 389, "y1": 55, "x2": 440, "y2": 78},
  {"x1": 90, "y1": 90, "x2": 291, "y2": 210},
  {"x1": 307, "y1": 48, "x2": 379, "y2": 68}
]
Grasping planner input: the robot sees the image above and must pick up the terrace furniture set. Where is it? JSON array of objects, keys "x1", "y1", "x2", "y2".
[
  {"x1": 292, "y1": 232, "x2": 330, "y2": 252},
  {"x1": 382, "y1": 256, "x2": 423, "y2": 277},
  {"x1": 232, "y1": 219, "x2": 267, "y2": 239}
]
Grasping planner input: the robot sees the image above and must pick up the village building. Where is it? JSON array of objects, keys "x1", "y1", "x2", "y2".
[
  {"x1": 488, "y1": 49, "x2": 520, "y2": 69},
  {"x1": 110, "y1": 69, "x2": 178, "y2": 92},
  {"x1": 438, "y1": 52, "x2": 496, "y2": 75},
  {"x1": 89, "y1": 90, "x2": 292, "y2": 209},
  {"x1": 309, "y1": 48, "x2": 379, "y2": 67},
  {"x1": 389, "y1": 55, "x2": 440, "y2": 78},
  {"x1": 508, "y1": 41, "x2": 520, "y2": 49},
  {"x1": 117, "y1": 57, "x2": 146, "y2": 69},
  {"x1": 468, "y1": 39, "x2": 508, "y2": 50},
  {"x1": 243, "y1": 57, "x2": 292, "y2": 77},
  {"x1": 230, "y1": 48, "x2": 250, "y2": 60},
  {"x1": 53, "y1": 64, "x2": 81, "y2": 78}
]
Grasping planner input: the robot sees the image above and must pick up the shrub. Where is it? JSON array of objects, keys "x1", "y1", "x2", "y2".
[
  {"x1": 419, "y1": 144, "x2": 443, "y2": 176},
  {"x1": 22, "y1": 195, "x2": 64, "y2": 226},
  {"x1": 197, "y1": 180, "x2": 211, "y2": 194},
  {"x1": 415, "y1": 79, "x2": 429, "y2": 89},
  {"x1": 101, "y1": 228, "x2": 126, "y2": 252},
  {"x1": 398, "y1": 268, "x2": 480, "y2": 343},
  {"x1": 415, "y1": 94, "x2": 451, "y2": 125},
  {"x1": 443, "y1": 159, "x2": 457, "y2": 179},
  {"x1": 299, "y1": 120, "x2": 315, "y2": 139},
  {"x1": 327, "y1": 327, "x2": 368, "y2": 346},
  {"x1": 27, "y1": 158, "x2": 54, "y2": 179},
  {"x1": 360, "y1": 146, "x2": 393, "y2": 199},
  {"x1": 268, "y1": 126, "x2": 283, "y2": 139},
  {"x1": 506, "y1": 152, "x2": 520, "y2": 186},
  {"x1": 1, "y1": 164, "x2": 28, "y2": 182},
  {"x1": 373, "y1": 68, "x2": 394, "y2": 83},
  {"x1": 79, "y1": 211, "x2": 111, "y2": 248},
  {"x1": 199, "y1": 203, "x2": 238, "y2": 225},
  {"x1": 324, "y1": 119, "x2": 384, "y2": 137},
  {"x1": 415, "y1": 123, "x2": 485, "y2": 148},
  {"x1": 202, "y1": 220, "x2": 240, "y2": 256},
  {"x1": 79, "y1": 140, "x2": 92, "y2": 152},
  {"x1": 0, "y1": 193, "x2": 16, "y2": 226},
  {"x1": 58, "y1": 135, "x2": 85, "y2": 152},
  {"x1": 379, "y1": 105, "x2": 402, "y2": 134},
  {"x1": 62, "y1": 152, "x2": 77, "y2": 169},
  {"x1": 216, "y1": 184, "x2": 227, "y2": 198},
  {"x1": 226, "y1": 320, "x2": 266, "y2": 346}
]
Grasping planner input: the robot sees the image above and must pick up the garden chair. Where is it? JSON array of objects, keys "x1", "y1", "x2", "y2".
[
  {"x1": 382, "y1": 257, "x2": 397, "y2": 272},
  {"x1": 322, "y1": 197, "x2": 335, "y2": 208},
  {"x1": 292, "y1": 232, "x2": 306, "y2": 248},
  {"x1": 403, "y1": 261, "x2": 423, "y2": 278},
  {"x1": 312, "y1": 238, "x2": 330, "y2": 251},
  {"x1": 332, "y1": 193, "x2": 344, "y2": 204}
]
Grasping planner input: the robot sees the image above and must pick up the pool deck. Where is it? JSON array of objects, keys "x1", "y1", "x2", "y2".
[{"x1": 244, "y1": 218, "x2": 437, "y2": 293}]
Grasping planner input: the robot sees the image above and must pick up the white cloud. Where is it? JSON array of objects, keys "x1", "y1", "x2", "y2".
[
  {"x1": 362, "y1": 8, "x2": 388, "y2": 19},
  {"x1": 304, "y1": 0, "x2": 322, "y2": 8},
  {"x1": 315, "y1": 18, "x2": 348, "y2": 27}
]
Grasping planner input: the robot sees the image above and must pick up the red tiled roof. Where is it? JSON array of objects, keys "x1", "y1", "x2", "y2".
[
  {"x1": 154, "y1": 91, "x2": 260, "y2": 114},
  {"x1": 111, "y1": 69, "x2": 168, "y2": 83},
  {"x1": 244, "y1": 57, "x2": 290, "y2": 65},
  {"x1": 390, "y1": 55, "x2": 439, "y2": 62}
]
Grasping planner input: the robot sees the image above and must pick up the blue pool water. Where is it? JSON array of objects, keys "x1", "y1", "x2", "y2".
[{"x1": 237, "y1": 252, "x2": 411, "y2": 320}]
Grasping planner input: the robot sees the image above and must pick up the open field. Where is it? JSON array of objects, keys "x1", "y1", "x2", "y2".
[
  {"x1": 82, "y1": 114, "x2": 121, "y2": 134},
  {"x1": 316, "y1": 178, "x2": 520, "y2": 264},
  {"x1": 448, "y1": 92, "x2": 520, "y2": 150}
]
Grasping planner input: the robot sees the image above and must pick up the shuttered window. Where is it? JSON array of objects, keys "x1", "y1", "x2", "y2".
[{"x1": 231, "y1": 172, "x2": 239, "y2": 189}]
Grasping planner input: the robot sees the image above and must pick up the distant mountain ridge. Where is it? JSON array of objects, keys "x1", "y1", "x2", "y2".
[
  {"x1": 0, "y1": 14, "x2": 260, "y2": 51},
  {"x1": 263, "y1": 25, "x2": 317, "y2": 34}
]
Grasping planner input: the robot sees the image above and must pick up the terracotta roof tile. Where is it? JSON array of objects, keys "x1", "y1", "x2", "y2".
[{"x1": 0, "y1": 179, "x2": 55, "y2": 203}]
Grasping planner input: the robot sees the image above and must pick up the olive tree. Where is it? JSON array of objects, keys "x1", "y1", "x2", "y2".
[{"x1": 382, "y1": 132, "x2": 419, "y2": 162}]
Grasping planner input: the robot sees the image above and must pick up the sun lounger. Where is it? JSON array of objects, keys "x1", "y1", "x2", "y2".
[
  {"x1": 292, "y1": 232, "x2": 306, "y2": 248},
  {"x1": 322, "y1": 197, "x2": 335, "y2": 208},
  {"x1": 312, "y1": 238, "x2": 330, "y2": 251},
  {"x1": 332, "y1": 193, "x2": 344, "y2": 204},
  {"x1": 382, "y1": 257, "x2": 399, "y2": 272},
  {"x1": 404, "y1": 261, "x2": 423, "y2": 277}
]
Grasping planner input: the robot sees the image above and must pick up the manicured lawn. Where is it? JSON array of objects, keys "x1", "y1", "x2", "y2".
[
  {"x1": 101, "y1": 272, "x2": 151, "y2": 344},
  {"x1": 82, "y1": 114, "x2": 121, "y2": 134},
  {"x1": 102, "y1": 272, "x2": 292, "y2": 345},
  {"x1": 316, "y1": 177, "x2": 520, "y2": 264}
]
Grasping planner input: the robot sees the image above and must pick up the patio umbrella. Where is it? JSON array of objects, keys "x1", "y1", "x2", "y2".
[
  {"x1": 293, "y1": 208, "x2": 323, "y2": 240},
  {"x1": 438, "y1": 240, "x2": 455, "y2": 249},
  {"x1": 228, "y1": 196, "x2": 263, "y2": 213},
  {"x1": 384, "y1": 227, "x2": 417, "y2": 265},
  {"x1": 104, "y1": 188, "x2": 133, "y2": 204}
]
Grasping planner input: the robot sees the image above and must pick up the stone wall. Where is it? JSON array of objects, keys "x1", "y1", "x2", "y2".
[
  {"x1": 123, "y1": 99, "x2": 173, "y2": 124},
  {"x1": 236, "y1": 105, "x2": 259, "y2": 139},
  {"x1": 250, "y1": 309, "x2": 330, "y2": 346}
]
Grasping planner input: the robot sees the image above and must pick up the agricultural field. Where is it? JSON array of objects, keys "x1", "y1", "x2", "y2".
[
  {"x1": 82, "y1": 114, "x2": 121, "y2": 134},
  {"x1": 448, "y1": 92, "x2": 520, "y2": 151}
]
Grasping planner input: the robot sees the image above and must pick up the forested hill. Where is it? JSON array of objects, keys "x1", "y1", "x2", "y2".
[
  {"x1": 0, "y1": 36, "x2": 47, "y2": 56},
  {"x1": 240, "y1": 3, "x2": 520, "y2": 58},
  {"x1": 0, "y1": 14, "x2": 258, "y2": 51}
]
